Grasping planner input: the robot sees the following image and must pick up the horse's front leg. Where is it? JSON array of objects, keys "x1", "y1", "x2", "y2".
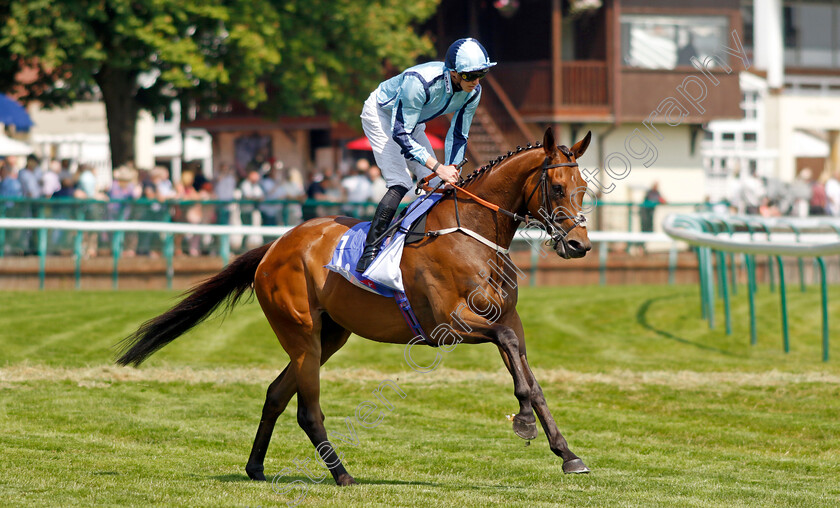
[
  {"x1": 520, "y1": 355, "x2": 589, "y2": 473},
  {"x1": 497, "y1": 316, "x2": 589, "y2": 474},
  {"x1": 491, "y1": 324, "x2": 538, "y2": 440}
]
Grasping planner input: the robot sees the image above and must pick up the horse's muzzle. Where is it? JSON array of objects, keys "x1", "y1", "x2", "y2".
[{"x1": 554, "y1": 238, "x2": 590, "y2": 259}]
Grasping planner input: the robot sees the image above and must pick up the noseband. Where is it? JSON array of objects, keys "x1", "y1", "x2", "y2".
[{"x1": 522, "y1": 148, "x2": 587, "y2": 247}]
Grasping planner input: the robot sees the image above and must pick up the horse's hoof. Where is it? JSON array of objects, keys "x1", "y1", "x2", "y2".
[
  {"x1": 562, "y1": 458, "x2": 590, "y2": 474},
  {"x1": 246, "y1": 465, "x2": 266, "y2": 481},
  {"x1": 512, "y1": 415, "x2": 538, "y2": 440},
  {"x1": 336, "y1": 473, "x2": 357, "y2": 486}
]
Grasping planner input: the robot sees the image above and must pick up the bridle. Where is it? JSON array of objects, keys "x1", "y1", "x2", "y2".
[
  {"x1": 416, "y1": 146, "x2": 587, "y2": 250},
  {"x1": 522, "y1": 148, "x2": 587, "y2": 247}
]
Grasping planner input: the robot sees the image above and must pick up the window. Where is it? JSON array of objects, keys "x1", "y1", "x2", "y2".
[
  {"x1": 722, "y1": 133, "x2": 735, "y2": 141},
  {"x1": 783, "y1": 6, "x2": 797, "y2": 58},
  {"x1": 783, "y1": 1, "x2": 840, "y2": 68},
  {"x1": 620, "y1": 14, "x2": 729, "y2": 69},
  {"x1": 744, "y1": 132, "x2": 757, "y2": 142},
  {"x1": 741, "y1": 91, "x2": 759, "y2": 120},
  {"x1": 799, "y1": 4, "x2": 833, "y2": 66},
  {"x1": 743, "y1": 3, "x2": 754, "y2": 51}
]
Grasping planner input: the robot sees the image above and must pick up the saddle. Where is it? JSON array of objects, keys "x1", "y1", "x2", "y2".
[
  {"x1": 324, "y1": 194, "x2": 443, "y2": 347},
  {"x1": 325, "y1": 194, "x2": 442, "y2": 297}
]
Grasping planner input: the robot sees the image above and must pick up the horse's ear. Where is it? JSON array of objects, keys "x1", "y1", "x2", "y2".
[
  {"x1": 571, "y1": 131, "x2": 592, "y2": 159},
  {"x1": 543, "y1": 128, "x2": 558, "y2": 157}
]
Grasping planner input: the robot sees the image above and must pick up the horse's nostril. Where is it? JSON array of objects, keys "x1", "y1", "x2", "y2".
[{"x1": 567, "y1": 239, "x2": 586, "y2": 253}]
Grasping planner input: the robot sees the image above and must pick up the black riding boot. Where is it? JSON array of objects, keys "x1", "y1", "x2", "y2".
[{"x1": 356, "y1": 185, "x2": 408, "y2": 272}]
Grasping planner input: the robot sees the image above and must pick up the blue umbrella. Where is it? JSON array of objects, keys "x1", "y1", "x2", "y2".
[{"x1": 0, "y1": 94, "x2": 33, "y2": 132}]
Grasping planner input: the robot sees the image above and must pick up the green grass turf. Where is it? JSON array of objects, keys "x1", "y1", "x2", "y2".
[{"x1": 1, "y1": 284, "x2": 839, "y2": 507}]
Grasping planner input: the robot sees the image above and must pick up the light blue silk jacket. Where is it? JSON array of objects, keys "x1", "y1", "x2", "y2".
[{"x1": 373, "y1": 61, "x2": 481, "y2": 166}]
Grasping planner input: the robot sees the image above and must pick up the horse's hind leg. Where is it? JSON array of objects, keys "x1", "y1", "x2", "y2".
[
  {"x1": 246, "y1": 363, "x2": 295, "y2": 481},
  {"x1": 245, "y1": 314, "x2": 350, "y2": 481},
  {"x1": 292, "y1": 315, "x2": 356, "y2": 486},
  {"x1": 290, "y1": 314, "x2": 356, "y2": 485}
]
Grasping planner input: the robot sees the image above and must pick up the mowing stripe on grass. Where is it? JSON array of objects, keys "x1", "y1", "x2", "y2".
[{"x1": 2, "y1": 364, "x2": 839, "y2": 388}]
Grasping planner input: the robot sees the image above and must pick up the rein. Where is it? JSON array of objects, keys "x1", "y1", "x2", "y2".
[{"x1": 417, "y1": 151, "x2": 587, "y2": 250}]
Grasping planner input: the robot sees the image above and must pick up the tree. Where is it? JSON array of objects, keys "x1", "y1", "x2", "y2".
[
  {"x1": 0, "y1": 0, "x2": 438, "y2": 168},
  {"x1": 259, "y1": 1, "x2": 440, "y2": 124}
]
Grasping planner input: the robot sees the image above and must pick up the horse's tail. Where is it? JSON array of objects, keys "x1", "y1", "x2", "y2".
[{"x1": 115, "y1": 243, "x2": 273, "y2": 367}]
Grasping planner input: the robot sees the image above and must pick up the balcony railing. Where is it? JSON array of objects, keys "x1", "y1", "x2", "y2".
[
  {"x1": 560, "y1": 61, "x2": 609, "y2": 106},
  {"x1": 492, "y1": 60, "x2": 609, "y2": 116}
]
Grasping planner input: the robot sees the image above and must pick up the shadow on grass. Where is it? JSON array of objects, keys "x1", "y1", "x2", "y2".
[
  {"x1": 213, "y1": 473, "x2": 519, "y2": 490},
  {"x1": 355, "y1": 478, "x2": 531, "y2": 492},
  {"x1": 635, "y1": 297, "x2": 735, "y2": 356},
  {"x1": 211, "y1": 473, "x2": 343, "y2": 484},
  {"x1": 210, "y1": 474, "x2": 439, "y2": 487},
  {"x1": 351, "y1": 477, "x2": 444, "y2": 487}
]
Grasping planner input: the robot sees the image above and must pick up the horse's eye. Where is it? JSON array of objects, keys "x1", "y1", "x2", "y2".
[{"x1": 552, "y1": 184, "x2": 565, "y2": 197}]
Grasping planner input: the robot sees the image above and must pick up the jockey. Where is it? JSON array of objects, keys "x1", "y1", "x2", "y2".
[{"x1": 355, "y1": 38, "x2": 496, "y2": 272}]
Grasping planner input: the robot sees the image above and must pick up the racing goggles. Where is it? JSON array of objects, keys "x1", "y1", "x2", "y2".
[{"x1": 459, "y1": 69, "x2": 488, "y2": 82}]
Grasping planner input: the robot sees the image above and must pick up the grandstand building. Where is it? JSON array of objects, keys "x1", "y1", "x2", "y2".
[
  {"x1": 424, "y1": 0, "x2": 746, "y2": 231},
  {"x1": 704, "y1": 0, "x2": 840, "y2": 206}
]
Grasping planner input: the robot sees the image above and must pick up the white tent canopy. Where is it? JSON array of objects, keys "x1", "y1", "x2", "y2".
[
  {"x1": 152, "y1": 135, "x2": 181, "y2": 158},
  {"x1": 153, "y1": 134, "x2": 212, "y2": 160},
  {"x1": 0, "y1": 135, "x2": 33, "y2": 156},
  {"x1": 792, "y1": 129, "x2": 830, "y2": 157}
]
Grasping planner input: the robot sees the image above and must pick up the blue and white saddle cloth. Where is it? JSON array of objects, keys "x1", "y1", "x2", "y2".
[
  {"x1": 326, "y1": 194, "x2": 442, "y2": 297},
  {"x1": 325, "y1": 194, "x2": 443, "y2": 347}
]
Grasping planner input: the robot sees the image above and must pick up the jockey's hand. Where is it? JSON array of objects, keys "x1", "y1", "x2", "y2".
[{"x1": 435, "y1": 164, "x2": 460, "y2": 184}]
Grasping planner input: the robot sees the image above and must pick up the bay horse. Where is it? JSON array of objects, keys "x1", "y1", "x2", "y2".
[{"x1": 116, "y1": 127, "x2": 593, "y2": 485}]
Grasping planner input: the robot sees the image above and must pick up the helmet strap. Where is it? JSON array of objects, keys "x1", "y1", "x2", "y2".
[{"x1": 449, "y1": 71, "x2": 463, "y2": 92}]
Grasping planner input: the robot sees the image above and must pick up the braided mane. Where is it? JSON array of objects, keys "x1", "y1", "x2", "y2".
[{"x1": 459, "y1": 141, "x2": 571, "y2": 189}]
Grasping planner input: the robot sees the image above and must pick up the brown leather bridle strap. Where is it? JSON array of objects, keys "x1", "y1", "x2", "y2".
[{"x1": 418, "y1": 157, "x2": 580, "y2": 224}]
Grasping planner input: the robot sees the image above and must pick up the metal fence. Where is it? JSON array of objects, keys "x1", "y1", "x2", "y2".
[
  {"x1": 664, "y1": 213, "x2": 840, "y2": 362},
  {"x1": 0, "y1": 197, "x2": 377, "y2": 257},
  {"x1": 0, "y1": 217, "x2": 682, "y2": 291},
  {"x1": 0, "y1": 196, "x2": 712, "y2": 256}
]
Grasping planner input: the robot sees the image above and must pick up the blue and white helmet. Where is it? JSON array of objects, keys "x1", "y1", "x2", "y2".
[{"x1": 444, "y1": 38, "x2": 497, "y2": 73}]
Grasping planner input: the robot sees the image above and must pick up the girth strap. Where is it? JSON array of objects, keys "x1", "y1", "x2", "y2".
[{"x1": 394, "y1": 291, "x2": 437, "y2": 347}]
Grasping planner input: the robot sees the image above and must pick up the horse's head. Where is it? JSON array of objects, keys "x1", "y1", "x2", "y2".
[{"x1": 523, "y1": 128, "x2": 592, "y2": 259}]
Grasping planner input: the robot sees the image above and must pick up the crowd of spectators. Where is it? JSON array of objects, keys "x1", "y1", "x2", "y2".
[
  {"x1": 635, "y1": 167, "x2": 840, "y2": 239},
  {"x1": 8, "y1": 151, "x2": 840, "y2": 257},
  {"x1": 0, "y1": 154, "x2": 390, "y2": 256},
  {"x1": 723, "y1": 167, "x2": 840, "y2": 218}
]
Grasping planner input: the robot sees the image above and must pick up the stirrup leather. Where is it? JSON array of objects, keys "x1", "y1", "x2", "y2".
[{"x1": 355, "y1": 244, "x2": 379, "y2": 272}]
